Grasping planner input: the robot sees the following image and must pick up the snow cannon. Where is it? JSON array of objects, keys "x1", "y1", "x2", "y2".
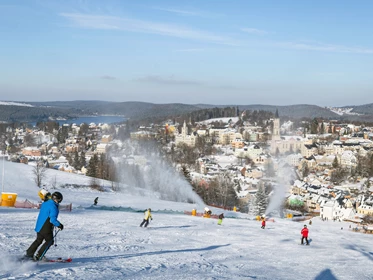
[
  {"x1": 38, "y1": 189, "x2": 50, "y2": 201},
  {"x1": 0, "y1": 192, "x2": 17, "y2": 207},
  {"x1": 203, "y1": 207, "x2": 212, "y2": 218}
]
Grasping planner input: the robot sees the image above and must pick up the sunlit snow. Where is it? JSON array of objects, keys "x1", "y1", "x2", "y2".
[{"x1": 0, "y1": 160, "x2": 372, "y2": 280}]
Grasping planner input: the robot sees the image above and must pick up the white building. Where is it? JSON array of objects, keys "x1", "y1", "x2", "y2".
[
  {"x1": 320, "y1": 200, "x2": 356, "y2": 221},
  {"x1": 234, "y1": 144, "x2": 263, "y2": 159},
  {"x1": 175, "y1": 121, "x2": 197, "y2": 147}
]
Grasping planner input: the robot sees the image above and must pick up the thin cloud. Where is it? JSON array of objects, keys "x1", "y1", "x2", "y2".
[
  {"x1": 241, "y1": 27, "x2": 268, "y2": 35},
  {"x1": 60, "y1": 13, "x2": 238, "y2": 46},
  {"x1": 279, "y1": 41, "x2": 373, "y2": 54},
  {"x1": 101, "y1": 75, "x2": 117, "y2": 80},
  {"x1": 135, "y1": 75, "x2": 203, "y2": 86},
  {"x1": 152, "y1": 7, "x2": 223, "y2": 18},
  {"x1": 135, "y1": 75, "x2": 246, "y2": 91},
  {"x1": 153, "y1": 7, "x2": 202, "y2": 16},
  {"x1": 174, "y1": 48, "x2": 205, "y2": 52}
]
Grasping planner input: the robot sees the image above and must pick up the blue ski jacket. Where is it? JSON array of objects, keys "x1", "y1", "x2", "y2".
[{"x1": 35, "y1": 199, "x2": 61, "y2": 232}]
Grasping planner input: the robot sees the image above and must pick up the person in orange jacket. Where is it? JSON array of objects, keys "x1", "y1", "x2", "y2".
[{"x1": 301, "y1": 225, "x2": 309, "y2": 245}]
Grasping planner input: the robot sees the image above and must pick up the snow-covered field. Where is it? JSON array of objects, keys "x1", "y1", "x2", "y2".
[{"x1": 0, "y1": 161, "x2": 372, "y2": 280}]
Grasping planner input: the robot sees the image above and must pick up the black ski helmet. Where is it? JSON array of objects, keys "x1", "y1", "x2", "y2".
[{"x1": 52, "y1": 191, "x2": 63, "y2": 203}]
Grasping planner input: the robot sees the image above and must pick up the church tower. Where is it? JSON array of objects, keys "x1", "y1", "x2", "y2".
[
  {"x1": 272, "y1": 109, "x2": 281, "y2": 140},
  {"x1": 182, "y1": 120, "x2": 188, "y2": 137}
]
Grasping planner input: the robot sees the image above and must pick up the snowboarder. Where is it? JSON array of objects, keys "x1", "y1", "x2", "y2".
[
  {"x1": 261, "y1": 217, "x2": 266, "y2": 229},
  {"x1": 217, "y1": 213, "x2": 224, "y2": 225},
  {"x1": 140, "y1": 208, "x2": 152, "y2": 227},
  {"x1": 94, "y1": 197, "x2": 98, "y2": 206},
  {"x1": 301, "y1": 225, "x2": 309, "y2": 245},
  {"x1": 25, "y1": 192, "x2": 64, "y2": 260}
]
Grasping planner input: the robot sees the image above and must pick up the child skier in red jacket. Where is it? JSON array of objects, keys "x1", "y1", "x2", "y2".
[{"x1": 301, "y1": 225, "x2": 309, "y2": 245}]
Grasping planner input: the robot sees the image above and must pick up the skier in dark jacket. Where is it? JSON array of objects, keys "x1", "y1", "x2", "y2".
[
  {"x1": 25, "y1": 192, "x2": 64, "y2": 260},
  {"x1": 94, "y1": 197, "x2": 99, "y2": 205}
]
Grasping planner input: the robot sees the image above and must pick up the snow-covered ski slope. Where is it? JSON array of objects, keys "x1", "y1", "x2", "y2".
[{"x1": 0, "y1": 161, "x2": 372, "y2": 280}]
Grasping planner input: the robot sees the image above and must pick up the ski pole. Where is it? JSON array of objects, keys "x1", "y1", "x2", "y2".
[
  {"x1": 39, "y1": 229, "x2": 61, "y2": 260},
  {"x1": 54, "y1": 228, "x2": 58, "y2": 247}
]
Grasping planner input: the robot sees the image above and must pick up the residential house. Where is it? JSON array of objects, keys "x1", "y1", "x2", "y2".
[
  {"x1": 22, "y1": 147, "x2": 41, "y2": 157},
  {"x1": 286, "y1": 153, "x2": 303, "y2": 167},
  {"x1": 96, "y1": 143, "x2": 108, "y2": 154},
  {"x1": 101, "y1": 135, "x2": 113, "y2": 143},
  {"x1": 357, "y1": 204, "x2": 373, "y2": 216},
  {"x1": 320, "y1": 200, "x2": 356, "y2": 221}
]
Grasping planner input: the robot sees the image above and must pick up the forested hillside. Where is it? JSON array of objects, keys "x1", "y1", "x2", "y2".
[{"x1": 1, "y1": 100, "x2": 373, "y2": 123}]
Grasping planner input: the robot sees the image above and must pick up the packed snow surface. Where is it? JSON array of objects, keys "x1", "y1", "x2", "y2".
[{"x1": 0, "y1": 161, "x2": 372, "y2": 280}]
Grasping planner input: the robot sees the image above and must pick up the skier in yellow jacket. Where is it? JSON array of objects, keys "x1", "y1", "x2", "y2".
[{"x1": 140, "y1": 208, "x2": 153, "y2": 227}]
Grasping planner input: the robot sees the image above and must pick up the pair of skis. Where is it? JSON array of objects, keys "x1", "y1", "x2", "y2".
[
  {"x1": 19, "y1": 256, "x2": 72, "y2": 263},
  {"x1": 44, "y1": 257, "x2": 72, "y2": 263}
]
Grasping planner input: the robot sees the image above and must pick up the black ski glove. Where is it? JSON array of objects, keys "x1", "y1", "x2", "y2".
[{"x1": 58, "y1": 224, "x2": 64, "y2": 230}]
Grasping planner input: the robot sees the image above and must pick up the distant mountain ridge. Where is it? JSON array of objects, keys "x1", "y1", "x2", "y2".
[{"x1": 1, "y1": 100, "x2": 373, "y2": 123}]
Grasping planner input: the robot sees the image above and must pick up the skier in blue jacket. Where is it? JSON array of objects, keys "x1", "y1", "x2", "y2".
[{"x1": 25, "y1": 191, "x2": 64, "y2": 260}]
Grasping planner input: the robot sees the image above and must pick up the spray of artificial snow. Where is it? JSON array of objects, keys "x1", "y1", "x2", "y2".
[
  {"x1": 111, "y1": 140, "x2": 204, "y2": 206},
  {"x1": 265, "y1": 159, "x2": 293, "y2": 217}
]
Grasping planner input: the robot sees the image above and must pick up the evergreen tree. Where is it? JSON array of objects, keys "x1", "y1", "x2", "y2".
[
  {"x1": 86, "y1": 154, "x2": 99, "y2": 177},
  {"x1": 181, "y1": 165, "x2": 192, "y2": 185},
  {"x1": 320, "y1": 122, "x2": 325, "y2": 134},
  {"x1": 310, "y1": 118, "x2": 318, "y2": 134},
  {"x1": 234, "y1": 179, "x2": 242, "y2": 193},
  {"x1": 328, "y1": 123, "x2": 333, "y2": 134},
  {"x1": 117, "y1": 126, "x2": 126, "y2": 141},
  {"x1": 66, "y1": 153, "x2": 73, "y2": 166},
  {"x1": 79, "y1": 123, "x2": 89, "y2": 136},
  {"x1": 301, "y1": 161, "x2": 310, "y2": 178},
  {"x1": 332, "y1": 156, "x2": 339, "y2": 169},
  {"x1": 80, "y1": 151, "x2": 86, "y2": 168},
  {"x1": 124, "y1": 120, "x2": 131, "y2": 139},
  {"x1": 369, "y1": 153, "x2": 373, "y2": 176},
  {"x1": 73, "y1": 151, "x2": 80, "y2": 170},
  {"x1": 255, "y1": 182, "x2": 268, "y2": 216}
]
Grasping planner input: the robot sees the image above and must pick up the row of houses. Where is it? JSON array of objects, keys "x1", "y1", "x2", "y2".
[{"x1": 290, "y1": 180, "x2": 373, "y2": 221}]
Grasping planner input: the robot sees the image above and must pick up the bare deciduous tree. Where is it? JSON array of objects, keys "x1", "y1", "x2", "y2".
[
  {"x1": 24, "y1": 133, "x2": 36, "y2": 146},
  {"x1": 51, "y1": 175, "x2": 57, "y2": 189},
  {"x1": 33, "y1": 161, "x2": 47, "y2": 187}
]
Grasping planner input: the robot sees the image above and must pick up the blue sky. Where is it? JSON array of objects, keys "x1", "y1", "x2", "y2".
[{"x1": 1, "y1": 0, "x2": 373, "y2": 106}]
